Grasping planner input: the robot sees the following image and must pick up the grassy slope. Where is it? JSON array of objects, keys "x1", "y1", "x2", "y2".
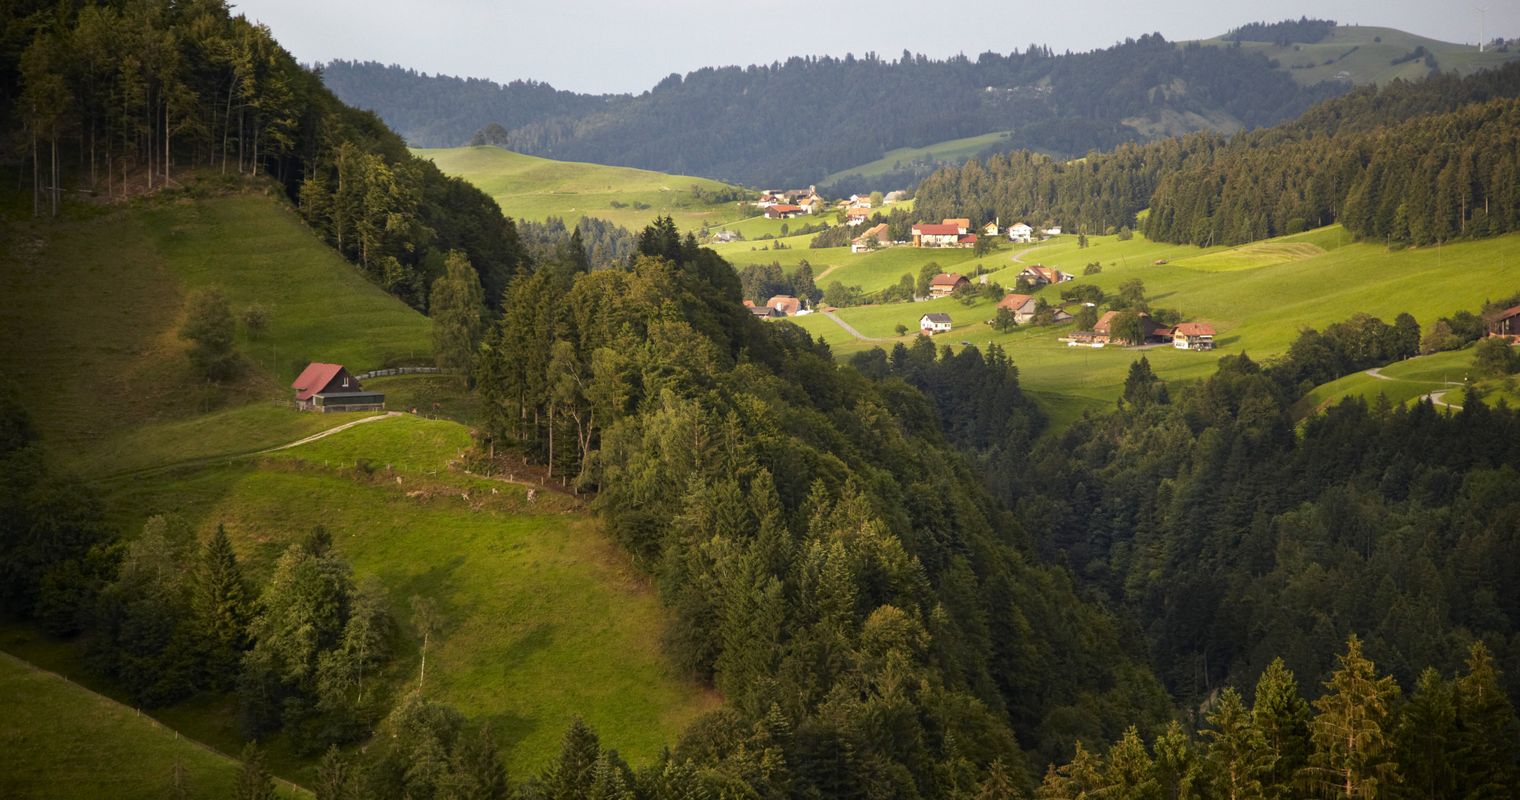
[
  {"x1": 1199, "y1": 25, "x2": 1520, "y2": 86},
  {"x1": 0, "y1": 654, "x2": 307, "y2": 800},
  {"x1": 0, "y1": 191, "x2": 430, "y2": 464},
  {"x1": 1, "y1": 190, "x2": 714, "y2": 784},
  {"x1": 799, "y1": 226, "x2": 1520, "y2": 425},
  {"x1": 412, "y1": 145, "x2": 748, "y2": 231},
  {"x1": 824, "y1": 131, "x2": 1013, "y2": 184},
  {"x1": 94, "y1": 415, "x2": 717, "y2": 778}
]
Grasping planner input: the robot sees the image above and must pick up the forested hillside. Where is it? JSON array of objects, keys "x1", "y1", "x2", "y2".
[
  {"x1": 322, "y1": 35, "x2": 1342, "y2": 187},
  {"x1": 915, "y1": 61, "x2": 1520, "y2": 246},
  {"x1": 1, "y1": 0, "x2": 525, "y2": 310}
]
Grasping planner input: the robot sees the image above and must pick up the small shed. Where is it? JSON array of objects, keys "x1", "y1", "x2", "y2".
[{"x1": 292, "y1": 362, "x2": 385, "y2": 413}]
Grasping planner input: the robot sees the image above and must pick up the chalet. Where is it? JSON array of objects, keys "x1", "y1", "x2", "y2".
[
  {"x1": 848, "y1": 194, "x2": 873, "y2": 209},
  {"x1": 1489, "y1": 304, "x2": 1520, "y2": 338},
  {"x1": 291, "y1": 362, "x2": 384, "y2": 413},
  {"x1": 913, "y1": 223, "x2": 962, "y2": 247},
  {"x1": 845, "y1": 207, "x2": 872, "y2": 226},
  {"x1": 1092, "y1": 311, "x2": 1169, "y2": 346},
  {"x1": 851, "y1": 223, "x2": 891, "y2": 253},
  {"x1": 1007, "y1": 223, "x2": 1034, "y2": 243},
  {"x1": 767, "y1": 295, "x2": 803, "y2": 316},
  {"x1": 997, "y1": 293, "x2": 1039, "y2": 324},
  {"x1": 1173, "y1": 322, "x2": 1217, "y2": 351},
  {"x1": 982, "y1": 221, "x2": 1000, "y2": 237},
  {"x1": 712, "y1": 229, "x2": 740, "y2": 243},
  {"x1": 920, "y1": 313, "x2": 953, "y2": 334},
  {"x1": 943, "y1": 218, "x2": 972, "y2": 235},
  {"x1": 765, "y1": 204, "x2": 804, "y2": 219},
  {"x1": 1019, "y1": 265, "x2": 1073, "y2": 285},
  {"x1": 928, "y1": 273, "x2": 971, "y2": 298}
]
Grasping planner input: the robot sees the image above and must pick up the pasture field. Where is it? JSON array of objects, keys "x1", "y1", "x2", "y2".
[
  {"x1": 798, "y1": 226, "x2": 1520, "y2": 425},
  {"x1": 1198, "y1": 25, "x2": 1519, "y2": 86},
  {"x1": 412, "y1": 145, "x2": 748, "y2": 231},
  {"x1": 0, "y1": 191, "x2": 431, "y2": 460},
  {"x1": 0, "y1": 653, "x2": 308, "y2": 800},
  {"x1": 824, "y1": 131, "x2": 1012, "y2": 185}
]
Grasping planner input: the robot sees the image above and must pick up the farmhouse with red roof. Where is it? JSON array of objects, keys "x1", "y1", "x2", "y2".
[{"x1": 291, "y1": 362, "x2": 385, "y2": 413}]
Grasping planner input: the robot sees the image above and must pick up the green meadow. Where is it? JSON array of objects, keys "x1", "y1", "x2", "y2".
[
  {"x1": 1199, "y1": 25, "x2": 1519, "y2": 87},
  {"x1": 412, "y1": 145, "x2": 748, "y2": 231},
  {"x1": 824, "y1": 131, "x2": 1013, "y2": 184},
  {"x1": 796, "y1": 225, "x2": 1520, "y2": 424},
  {"x1": 0, "y1": 654, "x2": 308, "y2": 800}
]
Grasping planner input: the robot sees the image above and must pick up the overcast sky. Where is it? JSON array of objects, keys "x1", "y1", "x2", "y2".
[{"x1": 233, "y1": 0, "x2": 1520, "y2": 95}]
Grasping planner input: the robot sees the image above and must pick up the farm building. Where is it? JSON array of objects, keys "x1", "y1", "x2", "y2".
[
  {"x1": 912, "y1": 223, "x2": 961, "y2": 247},
  {"x1": 749, "y1": 305, "x2": 781, "y2": 318},
  {"x1": 1093, "y1": 311, "x2": 1170, "y2": 346},
  {"x1": 851, "y1": 223, "x2": 891, "y2": 253},
  {"x1": 1173, "y1": 322, "x2": 1217, "y2": 350},
  {"x1": 1008, "y1": 223, "x2": 1034, "y2": 243},
  {"x1": 1489, "y1": 304, "x2": 1520, "y2": 338},
  {"x1": 291, "y1": 362, "x2": 385, "y2": 413},
  {"x1": 1019, "y1": 265, "x2": 1074, "y2": 285},
  {"x1": 943, "y1": 218, "x2": 972, "y2": 234},
  {"x1": 928, "y1": 273, "x2": 971, "y2": 298},
  {"x1": 997, "y1": 293, "x2": 1039, "y2": 324},
  {"x1": 767, "y1": 295, "x2": 803, "y2": 316},
  {"x1": 765, "y1": 204, "x2": 804, "y2": 219},
  {"x1": 920, "y1": 313, "x2": 953, "y2": 334},
  {"x1": 846, "y1": 208, "x2": 871, "y2": 226}
]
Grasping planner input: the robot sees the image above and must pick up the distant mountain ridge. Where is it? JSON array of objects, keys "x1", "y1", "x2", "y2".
[{"x1": 323, "y1": 32, "x2": 1348, "y2": 188}]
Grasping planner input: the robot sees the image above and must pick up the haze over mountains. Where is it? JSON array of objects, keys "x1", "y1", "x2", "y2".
[{"x1": 321, "y1": 21, "x2": 1519, "y2": 189}]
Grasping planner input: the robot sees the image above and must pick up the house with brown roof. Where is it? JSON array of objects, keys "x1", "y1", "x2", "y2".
[
  {"x1": 1489, "y1": 304, "x2": 1520, "y2": 338},
  {"x1": 1092, "y1": 311, "x2": 1169, "y2": 346},
  {"x1": 928, "y1": 273, "x2": 971, "y2": 298},
  {"x1": 765, "y1": 204, "x2": 804, "y2": 219},
  {"x1": 997, "y1": 293, "x2": 1039, "y2": 324},
  {"x1": 1019, "y1": 265, "x2": 1074, "y2": 285},
  {"x1": 1172, "y1": 322, "x2": 1217, "y2": 350},
  {"x1": 291, "y1": 363, "x2": 385, "y2": 413},
  {"x1": 767, "y1": 295, "x2": 803, "y2": 316},
  {"x1": 851, "y1": 223, "x2": 891, "y2": 253},
  {"x1": 845, "y1": 207, "x2": 872, "y2": 226},
  {"x1": 912, "y1": 223, "x2": 961, "y2": 247},
  {"x1": 943, "y1": 218, "x2": 972, "y2": 234}
]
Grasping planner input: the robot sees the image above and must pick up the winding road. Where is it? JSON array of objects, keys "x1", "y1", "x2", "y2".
[{"x1": 1362, "y1": 367, "x2": 1464, "y2": 410}]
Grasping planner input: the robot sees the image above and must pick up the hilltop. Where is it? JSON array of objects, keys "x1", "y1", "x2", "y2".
[{"x1": 1198, "y1": 24, "x2": 1517, "y2": 86}]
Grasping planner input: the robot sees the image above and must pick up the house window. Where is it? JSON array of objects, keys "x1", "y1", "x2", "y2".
[{"x1": 342, "y1": 377, "x2": 349, "y2": 388}]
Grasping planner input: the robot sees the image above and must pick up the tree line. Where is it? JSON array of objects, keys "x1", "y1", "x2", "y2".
[
  {"x1": 2, "y1": 0, "x2": 526, "y2": 310},
  {"x1": 914, "y1": 60, "x2": 1520, "y2": 247},
  {"x1": 321, "y1": 35, "x2": 1342, "y2": 188}
]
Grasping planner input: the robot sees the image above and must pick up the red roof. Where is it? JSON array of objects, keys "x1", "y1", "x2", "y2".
[
  {"x1": 930, "y1": 273, "x2": 969, "y2": 286},
  {"x1": 1494, "y1": 304, "x2": 1520, "y2": 321},
  {"x1": 769, "y1": 204, "x2": 802, "y2": 213},
  {"x1": 1173, "y1": 322, "x2": 1216, "y2": 337},
  {"x1": 998, "y1": 293, "x2": 1035, "y2": 311},
  {"x1": 292, "y1": 362, "x2": 344, "y2": 401},
  {"x1": 914, "y1": 223, "x2": 961, "y2": 236},
  {"x1": 957, "y1": 234, "x2": 979, "y2": 244},
  {"x1": 847, "y1": 207, "x2": 870, "y2": 217}
]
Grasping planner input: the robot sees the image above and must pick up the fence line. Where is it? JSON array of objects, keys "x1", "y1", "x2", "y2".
[
  {"x1": 353, "y1": 366, "x2": 453, "y2": 380},
  {"x1": 0, "y1": 649, "x2": 311, "y2": 797}
]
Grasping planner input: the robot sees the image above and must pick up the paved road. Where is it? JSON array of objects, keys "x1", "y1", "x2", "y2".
[{"x1": 1363, "y1": 367, "x2": 1464, "y2": 409}]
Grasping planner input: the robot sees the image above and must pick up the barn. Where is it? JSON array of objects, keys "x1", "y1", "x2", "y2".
[{"x1": 291, "y1": 362, "x2": 386, "y2": 413}]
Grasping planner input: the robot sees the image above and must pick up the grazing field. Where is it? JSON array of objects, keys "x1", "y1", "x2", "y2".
[
  {"x1": 1293, "y1": 347, "x2": 1498, "y2": 417},
  {"x1": 0, "y1": 191, "x2": 431, "y2": 459},
  {"x1": 799, "y1": 226, "x2": 1520, "y2": 425},
  {"x1": 1198, "y1": 25, "x2": 1519, "y2": 86},
  {"x1": 95, "y1": 416, "x2": 717, "y2": 780},
  {"x1": 824, "y1": 131, "x2": 1012, "y2": 185},
  {"x1": 412, "y1": 145, "x2": 748, "y2": 231},
  {"x1": 0, "y1": 653, "x2": 307, "y2": 800}
]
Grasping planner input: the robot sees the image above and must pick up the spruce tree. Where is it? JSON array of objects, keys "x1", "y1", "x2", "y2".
[
  {"x1": 543, "y1": 716, "x2": 601, "y2": 800},
  {"x1": 1303, "y1": 635, "x2": 1400, "y2": 798},
  {"x1": 1102, "y1": 726, "x2": 1160, "y2": 799},
  {"x1": 1394, "y1": 667, "x2": 1456, "y2": 800},
  {"x1": 1453, "y1": 641, "x2": 1520, "y2": 797},
  {"x1": 1204, "y1": 687, "x2": 1271, "y2": 800},
  {"x1": 444, "y1": 725, "x2": 509, "y2": 800},
  {"x1": 315, "y1": 745, "x2": 351, "y2": 800},
  {"x1": 234, "y1": 742, "x2": 277, "y2": 800},
  {"x1": 1251, "y1": 658, "x2": 1310, "y2": 799},
  {"x1": 193, "y1": 524, "x2": 249, "y2": 690}
]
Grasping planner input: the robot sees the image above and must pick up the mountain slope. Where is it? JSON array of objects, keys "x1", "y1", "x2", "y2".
[{"x1": 1200, "y1": 24, "x2": 1518, "y2": 86}]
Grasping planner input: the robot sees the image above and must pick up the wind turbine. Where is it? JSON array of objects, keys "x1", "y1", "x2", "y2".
[{"x1": 1477, "y1": 6, "x2": 1487, "y2": 52}]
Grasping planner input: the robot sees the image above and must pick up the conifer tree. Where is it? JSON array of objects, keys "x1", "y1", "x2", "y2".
[
  {"x1": 444, "y1": 725, "x2": 509, "y2": 800},
  {"x1": 193, "y1": 524, "x2": 249, "y2": 690},
  {"x1": 315, "y1": 745, "x2": 352, "y2": 800},
  {"x1": 1453, "y1": 641, "x2": 1520, "y2": 797},
  {"x1": 234, "y1": 742, "x2": 277, "y2": 800},
  {"x1": 1393, "y1": 667, "x2": 1456, "y2": 799},
  {"x1": 1303, "y1": 635, "x2": 1400, "y2": 798},
  {"x1": 543, "y1": 717, "x2": 601, "y2": 800},
  {"x1": 1036, "y1": 741, "x2": 1104, "y2": 799},
  {"x1": 1252, "y1": 658, "x2": 1311, "y2": 799},
  {"x1": 1102, "y1": 726, "x2": 1160, "y2": 799},
  {"x1": 1204, "y1": 687, "x2": 1272, "y2": 800}
]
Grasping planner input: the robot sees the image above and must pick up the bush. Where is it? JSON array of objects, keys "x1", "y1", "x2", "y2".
[
  {"x1": 1474, "y1": 337, "x2": 1520, "y2": 377},
  {"x1": 180, "y1": 287, "x2": 240, "y2": 381}
]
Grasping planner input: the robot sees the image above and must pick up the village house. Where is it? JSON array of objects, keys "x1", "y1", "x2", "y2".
[
  {"x1": 943, "y1": 218, "x2": 972, "y2": 235},
  {"x1": 712, "y1": 229, "x2": 740, "y2": 243},
  {"x1": 997, "y1": 293, "x2": 1039, "y2": 324},
  {"x1": 982, "y1": 221, "x2": 1000, "y2": 237},
  {"x1": 845, "y1": 207, "x2": 872, "y2": 226},
  {"x1": 848, "y1": 194, "x2": 873, "y2": 209},
  {"x1": 765, "y1": 204, "x2": 804, "y2": 220},
  {"x1": 1092, "y1": 311, "x2": 1170, "y2": 346},
  {"x1": 920, "y1": 313, "x2": 953, "y2": 335},
  {"x1": 1489, "y1": 304, "x2": 1520, "y2": 338},
  {"x1": 912, "y1": 223, "x2": 978, "y2": 248},
  {"x1": 291, "y1": 362, "x2": 385, "y2": 413},
  {"x1": 851, "y1": 223, "x2": 891, "y2": 253},
  {"x1": 1172, "y1": 322, "x2": 1217, "y2": 351},
  {"x1": 749, "y1": 304, "x2": 781, "y2": 318},
  {"x1": 767, "y1": 295, "x2": 803, "y2": 316},
  {"x1": 1007, "y1": 222, "x2": 1034, "y2": 243},
  {"x1": 1019, "y1": 265, "x2": 1074, "y2": 285},
  {"x1": 928, "y1": 273, "x2": 971, "y2": 299}
]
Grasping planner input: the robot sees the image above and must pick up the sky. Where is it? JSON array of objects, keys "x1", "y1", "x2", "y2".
[{"x1": 233, "y1": 0, "x2": 1520, "y2": 95}]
